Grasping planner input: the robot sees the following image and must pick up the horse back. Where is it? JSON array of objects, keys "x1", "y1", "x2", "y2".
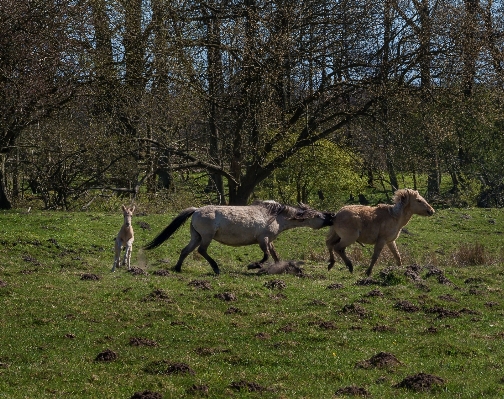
[
  {"x1": 333, "y1": 204, "x2": 402, "y2": 244},
  {"x1": 192, "y1": 205, "x2": 274, "y2": 246}
]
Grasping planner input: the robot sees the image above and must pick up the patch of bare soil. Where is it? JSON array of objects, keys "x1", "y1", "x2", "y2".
[
  {"x1": 394, "y1": 300, "x2": 420, "y2": 312},
  {"x1": 394, "y1": 373, "x2": 445, "y2": 392},
  {"x1": 327, "y1": 283, "x2": 344, "y2": 289},
  {"x1": 278, "y1": 323, "x2": 296, "y2": 333},
  {"x1": 80, "y1": 273, "x2": 100, "y2": 281},
  {"x1": 264, "y1": 279, "x2": 286, "y2": 290},
  {"x1": 129, "y1": 337, "x2": 158, "y2": 347},
  {"x1": 152, "y1": 269, "x2": 171, "y2": 276},
  {"x1": 356, "y1": 352, "x2": 402, "y2": 369},
  {"x1": 0, "y1": 280, "x2": 6, "y2": 287},
  {"x1": 144, "y1": 360, "x2": 195, "y2": 375},
  {"x1": 22, "y1": 254, "x2": 41, "y2": 266},
  {"x1": 188, "y1": 280, "x2": 212, "y2": 290},
  {"x1": 424, "y1": 306, "x2": 460, "y2": 318},
  {"x1": 128, "y1": 267, "x2": 147, "y2": 275},
  {"x1": 254, "y1": 332, "x2": 271, "y2": 339},
  {"x1": 214, "y1": 292, "x2": 237, "y2": 301},
  {"x1": 308, "y1": 299, "x2": 327, "y2": 306},
  {"x1": 317, "y1": 321, "x2": 337, "y2": 330},
  {"x1": 229, "y1": 380, "x2": 268, "y2": 392},
  {"x1": 225, "y1": 306, "x2": 242, "y2": 315},
  {"x1": 356, "y1": 277, "x2": 381, "y2": 286},
  {"x1": 130, "y1": 391, "x2": 162, "y2": 399},
  {"x1": 425, "y1": 266, "x2": 453, "y2": 285},
  {"x1": 438, "y1": 294, "x2": 458, "y2": 302},
  {"x1": 95, "y1": 349, "x2": 117, "y2": 362},
  {"x1": 341, "y1": 303, "x2": 368, "y2": 318},
  {"x1": 187, "y1": 384, "x2": 209, "y2": 396},
  {"x1": 372, "y1": 325, "x2": 396, "y2": 333},
  {"x1": 335, "y1": 385, "x2": 371, "y2": 396},
  {"x1": 364, "y1": 289, "x2": 383, "y2": 297},
  {"x1": 143, "y1": 289, "x2": 172, "y2": 302},
  {"x1": 137, "y1": 221, "x2": 151, "y2": 230}
]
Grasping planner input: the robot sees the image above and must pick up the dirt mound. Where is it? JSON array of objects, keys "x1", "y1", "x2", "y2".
[
  {"x1": 80, "y1": 273, "x2": 100, "y2": 281},
  {"x1": 188, "y1": 280, "x2": 212, "y2": 290},
  {"x1": 187, "y1": 384, "x2": 209, "y2": 396},
  {"x1": 327, "y1": 283, "x2": 344, "y2": 289},
  {"x1": 356, "y1": 277, "x2": 381, "y2": 286},
  {"x1": 364, "y1": 289, "x2": 383, "y2": 297},
  {"x1": 264, "y1": 279, "x2": 286, "y2": 290},
  {"x1": 372, "y1": 325, "x2": 396, "y2": 333},
  {"x1": 130, "y1": 391, "x2": 162, "y2": 399},
  {"x1": 0, "y1": 280, "x2": 6, "y2": 287},
  {"x1": 357, "y1": 352, "x2": 402, "y2": 369},
  {"x1": 224, "y1": 306, "x2": 242, "y2": 314},
  {"x1": 143, "y1": 360, "x2": 195, "y2": 375},
  {"x1": 394, "y1": 373, "x2": 445, "y2": 391},
  {"x1": 129, "y1": 337, "x2": 158, "y2": 347},
  {"x1": 341, "y1": 303, "x2": 368, "y2": 318},
  {"x1": 394, "y1": 300, "x2": 419, "y2": 312},
  {"x1": 143, "y1": 289, "x2": 172, "y2": 302},
  {"x1": 128, "y1": 267, "x2": 147, "y2": 275},
  {"x1": 335, "y1": 385, "x2": 370, "y2": 396},
  {"x1": 230, "y1": 380, "x2": 267, "y2": 392},
  {"x1": 214, "y1": 292, "x2": 237, "y2": 301},
  {"x1": 317, "y1": 321, "x2": 337, "y2": 330},
  {"x1": 425, "y1": 266, "x2": 453, "y2": 285},
  {"x1": 152, "y1": 269, "x2": 171, "y2": 276},
  {"x1": 137, "y1": 221, "x2": 151, "y2": 230},
  {"x1": 424, "y1": 306, "x2": 460, "y2": 318},
  {"x1": 95, "y1": 349, "x2": 117, "y2": 362}
]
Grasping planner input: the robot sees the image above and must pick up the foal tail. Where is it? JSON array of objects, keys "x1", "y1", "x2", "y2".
[{"x1": 143, "y1": 207, "x2": 197, "y2": 250}]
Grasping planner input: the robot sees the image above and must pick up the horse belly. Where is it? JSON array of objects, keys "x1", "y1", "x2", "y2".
[{"x1": 213, "y1": 230, "x2": 258, "y2": 246}]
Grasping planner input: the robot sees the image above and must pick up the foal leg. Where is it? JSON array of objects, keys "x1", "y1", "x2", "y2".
[
  {"x1": 326, "y1": 234, "x2": 340, "y2": 270},
  {"x1": 112, "y1": 239, "x2": 122, "y2": 272},
  {"x1": 366, "y1": 240, "x2": 386, "y2": 276},
  {"x1": 329, "y1": 233, "x2": 356, "y2": 273},
  {"x1": 123, "y1": 239, "x2": 134, "y2": 270},
  {"x1": 387, "y1": 241, "x2": 402, "y2": 266}
]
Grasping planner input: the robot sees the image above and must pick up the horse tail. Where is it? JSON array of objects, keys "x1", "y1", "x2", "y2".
[{"x1": 143, "y1": 207, "x2": 197, "y2": 250}]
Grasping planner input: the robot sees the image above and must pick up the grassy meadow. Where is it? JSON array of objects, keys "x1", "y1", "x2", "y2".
[{"x1": 0, "y1": 206, "x2": 503, "y2": 398}]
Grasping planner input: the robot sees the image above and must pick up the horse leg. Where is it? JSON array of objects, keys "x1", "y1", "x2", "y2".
[
  {"x1": 366, "y1": 240, "x2": 386, "y2": 276},
  {"x1": 326, "y1": 234, "x2": 341, "y2": 271},
  {"x1": 197, "y1": 240, "x2": 220, "y2": 275},
  {"x1": 124, "y1": 239, "x2": 133, "y2": 269},
  {"x1": 387, "y1": 241, "x2": 402, "y2": 266},
  {"x1": 248, "y1": 238, "x2": 270, "y2": 269},
  {"x1": 173, "y1": 225, "x2": 201, "y2": 272},
  {"x1": 112, "y1": 239, "x2": 121, "y2": 272},
  {"x1": 269, "y1": 242, "x2": 280, "y2": 263},
  {"x1": 329, "y1": 233, "x2": 355, "y2": 273}
]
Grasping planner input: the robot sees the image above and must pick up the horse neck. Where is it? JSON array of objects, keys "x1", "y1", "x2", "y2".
[{"x1": 394, "y1": 204, "x2": 414, "y2": 228}]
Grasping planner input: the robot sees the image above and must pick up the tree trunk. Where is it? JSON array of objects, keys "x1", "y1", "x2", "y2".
[{"x1": 0, "y1": 154, "x2": 12, "y2": 209}]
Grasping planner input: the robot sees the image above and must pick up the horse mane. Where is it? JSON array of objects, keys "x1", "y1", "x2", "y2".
[
  {"x1": 390, "y1": 188, "x2": 418, "y2": 218},
  {"x1": 253, "y1": 200, "x2": 319, "y2": 221}
]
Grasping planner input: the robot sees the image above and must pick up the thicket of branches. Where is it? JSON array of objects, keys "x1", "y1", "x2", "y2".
[{"x1": 1, "y1": 0, "x2": 503, "y2": 210}]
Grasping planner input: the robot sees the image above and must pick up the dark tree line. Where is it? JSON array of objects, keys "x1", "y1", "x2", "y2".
[{"x1": 1, "y1": 0, "x2": 503, "y2": 209}]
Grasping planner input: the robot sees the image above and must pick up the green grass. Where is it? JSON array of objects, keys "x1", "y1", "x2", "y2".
[{"x1": 0, "y1": 207, "x2": 503, "y2": 398}]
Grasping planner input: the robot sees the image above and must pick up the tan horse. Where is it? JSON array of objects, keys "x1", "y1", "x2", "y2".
[
  {"x1": 144, "y1": 201, "x2": 332, "y2": 274},
  {"x1": 112, "y1": 205, "x2": 135, "y2": 272},
  {"x1": 326, "y1": 189, "x2": 434, "y2": 276}
]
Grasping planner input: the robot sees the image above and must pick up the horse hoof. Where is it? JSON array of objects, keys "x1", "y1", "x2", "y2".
[
  {"x1": 247, "y1": 262, "x2": 261, "y2": 270},
  {"x1": 327, "y1": 261, "x2": 334, "y2": 271}
]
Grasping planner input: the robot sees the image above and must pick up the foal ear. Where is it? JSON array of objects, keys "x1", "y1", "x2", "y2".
[
  {"x1": 130, "y1": 206, "x2": 135, "y2": 213},
  {"x1": 121, "y1": 205, "x2": 127, "y2": 211}
]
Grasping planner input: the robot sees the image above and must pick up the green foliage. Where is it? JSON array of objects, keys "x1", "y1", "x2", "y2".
[{"x1": 256, "y1": 140, "x2": 367, "y2": 208}]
